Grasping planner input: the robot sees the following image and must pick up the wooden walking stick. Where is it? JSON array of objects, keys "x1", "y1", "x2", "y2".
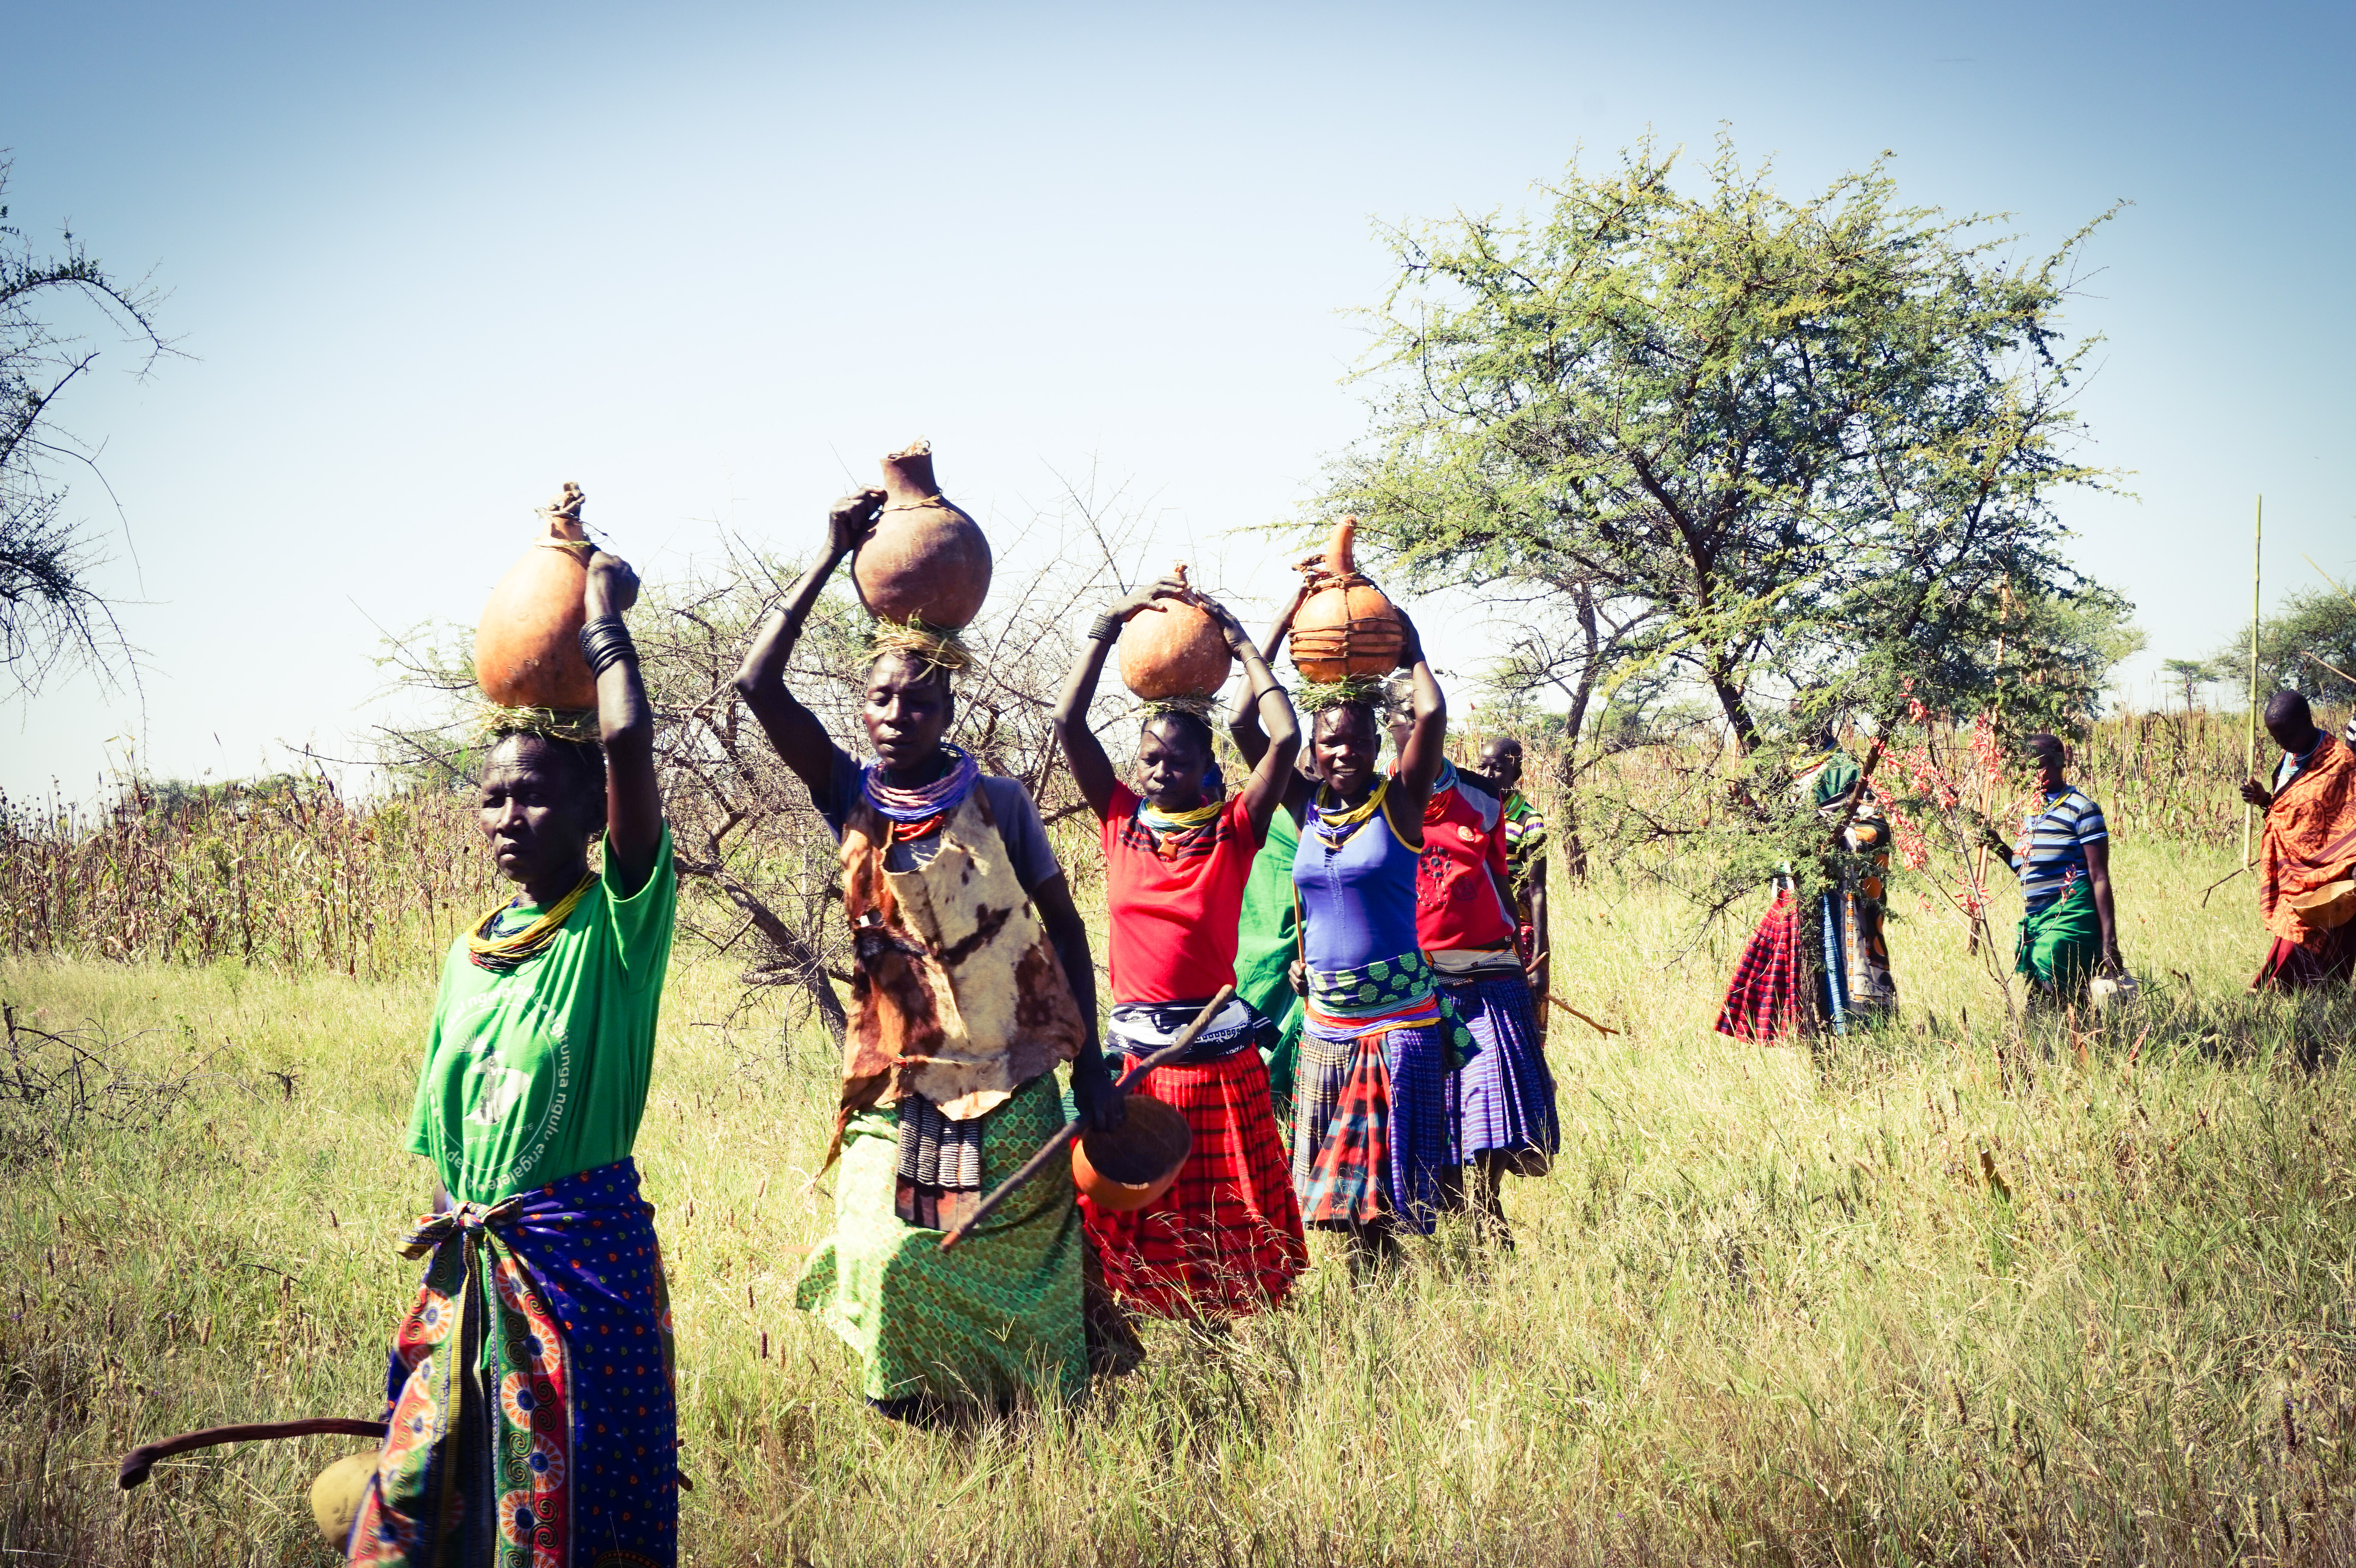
[
  {"x1": 937, "y1": 986, "x2": 1233, "y2": 1252},
  {"x1": 2245, "y1": 495, "x2": 2262, "y2": 867},
  {"x1": 119, "y1": 1418, "x2": 388, "y2": 1489}
]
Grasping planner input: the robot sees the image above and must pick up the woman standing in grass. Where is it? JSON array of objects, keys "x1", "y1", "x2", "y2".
[
  {"x1": 1052, "y1": 575, "x2": 1309, "y2": 1318},
  {"x1": 1384, "y1": 702, "x2": 1556, "y2": 1249},
  {"x1": 350, "y1": 548, "x2": 681, "y2": 1568},
  {"x1": 1237, "y1": 601, "x2": 1463, "y2": 1274},
  {"x1": 1982, "y1": 733, "x2": 2125, "y2": 1004},
  {"x1": 735, "y1": 488, "x2": 1121, "y2": 1419}
]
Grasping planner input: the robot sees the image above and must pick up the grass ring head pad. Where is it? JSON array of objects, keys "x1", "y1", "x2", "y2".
[{"x1": 1072, "y1": 1094, "x2": 1192, "y2": 1212}]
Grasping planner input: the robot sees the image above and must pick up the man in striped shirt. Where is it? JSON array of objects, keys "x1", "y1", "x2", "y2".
[{"x1": 1983, "y1": 733, "x2": 2124, "y2": 1002}]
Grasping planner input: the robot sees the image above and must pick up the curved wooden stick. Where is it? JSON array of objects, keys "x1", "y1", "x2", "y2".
[
  {"x1": 938, "y1": 986, "x2": 1234, "y2": 1252},
  {"x1": 119, "y1": 1418, "x2": 386, "y2": 1489}
]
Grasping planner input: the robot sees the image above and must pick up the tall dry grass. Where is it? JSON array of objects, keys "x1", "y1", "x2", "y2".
[
  {"x1": 0, "y1": 776, "x2": 495, "y2": 978},
  {"x1": 4, "y1": 799, "x2": 2352, "y2": 1565}
]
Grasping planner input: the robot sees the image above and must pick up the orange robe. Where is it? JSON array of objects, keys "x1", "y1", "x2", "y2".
[{"x1": 2253, "y1": 731, "x2": 2356, "y2": 990}]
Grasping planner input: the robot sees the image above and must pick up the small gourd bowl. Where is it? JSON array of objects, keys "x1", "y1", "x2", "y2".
[{"x1": 1073, "y1": 1096, "x2": 1192, "y2": 1213}]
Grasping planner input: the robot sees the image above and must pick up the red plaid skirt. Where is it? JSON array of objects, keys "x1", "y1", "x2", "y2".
[
  {"x1": 1716, "y1": 888, "x2": 1804, "y2": 1042},
  {"x1": 1082, "y1": 1051, "x2": 1308, "y2": 1318}
]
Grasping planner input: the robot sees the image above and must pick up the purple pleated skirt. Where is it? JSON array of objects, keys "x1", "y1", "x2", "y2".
[{"x1": 1441, "y1": 970, "x2": 1559, "y2": 1172}]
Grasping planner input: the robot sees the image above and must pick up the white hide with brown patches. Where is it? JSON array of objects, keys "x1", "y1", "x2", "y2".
[{"x1": 836, "y1": 788, "x2": 1086, "y2": 1129}]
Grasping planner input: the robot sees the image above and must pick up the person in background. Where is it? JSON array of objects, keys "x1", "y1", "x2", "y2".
[
  {"x1": 1979, "y1": 733, "x2": 2125, "y2": 1004},
  {"x1": 1716, "y1": 704, "x2": 1896, "y2": 1044},
  {"x1": 349, "y1": 548, "x2": 680, "y2": 1568},
  {"x1": 1052, "y1": 574, "x2": 1309, "y2": 1319},
  {"x1": 1382, "y1": 703, "x2": 1556, "y2": 1249},
  {"x1": 1479, "y1": 736, "x2": 1551, "y2": 1034},
  {"x1": 2239, "y1": 691, "x2": 2356, "y2": 990},
  {"x1": 735, "y1": 487, "x2": 1122, "y2": 1419}
]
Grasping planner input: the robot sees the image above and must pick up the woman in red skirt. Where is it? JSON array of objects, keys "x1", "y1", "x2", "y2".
[{"x1": 1051, "y1": 574, "x2": 1310, "y2": 1318}]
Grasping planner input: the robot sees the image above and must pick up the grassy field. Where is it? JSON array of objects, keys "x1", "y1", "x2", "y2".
[{"x1": 4, "y1": 829, "x2": 2354, "y2": 1566}]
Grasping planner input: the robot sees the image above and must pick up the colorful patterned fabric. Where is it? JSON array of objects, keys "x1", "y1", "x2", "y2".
[
  {"x1": 1500, "y1": 790, "x2": 1548, "y2": 909},
  {"x1": 345, "y1": 1160, "x2": 675, "y2": 1568},
  {"x1": 1106, "y1": 996, "x2": 1265, "y2": 1065},
  {"x1": 1083, "y1": 1050, "x2": 1307, "y2": 1318},
  {"x1": 2014, "y1": 876, "x2": 2105, "y2": 995},
  {"x1": 2010, "y1": 786, "x2": 2109, "y2": 914},
  {"x1": 795, "y1": 1072, "x2": 1088, "y2": 1407},
  {"x1": 1291, "y1": 1020, "x2": 1454, "y2": 1233},
  {"x1": 1232, "y1": 804, "x2": 1305, "y2": 1125},
  {"x1": 1716, "y1": 887, "x2": 1805, "y2": 1042},
  {"x1": 1413, "y1": 773, "x2": 1519, "y2": 954},
  {"x1": 1303, "y1": 950, "x2": 1447, "y2": 1039},
  {"x1": 2257, "y1": 731, "x2": 2356, "y2": 952},
  {"x1": 1440, "y1": 969, "x2": 1557, "y2": 1171}
]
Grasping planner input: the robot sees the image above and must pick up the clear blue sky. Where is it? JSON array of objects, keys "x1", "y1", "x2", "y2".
[{"x1": 6, "y1": 0, "x2": 2350, "y2": 801}]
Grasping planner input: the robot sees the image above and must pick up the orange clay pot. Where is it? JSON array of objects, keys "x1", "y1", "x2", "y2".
[
  {"x1": 1072, "y1": 1094, "x2": 1192, "y2": 1212},
  {"x1": 475, "y1": 482, "x2": 598, "y2": 711},
  {"x1": 1287, "y1": 516, "x2": 1406, "y2": 682},
  {"x1": 852, "y1": 439, "x2": 993, "y2": 630},
  {"x1": 1118, "y1": 563, "x2": 1232, "y2": 700}
]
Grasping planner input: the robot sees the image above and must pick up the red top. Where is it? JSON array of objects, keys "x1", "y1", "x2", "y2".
[
  {"x1": 1415, "y1": 776, "x2": 1519, "y2": 952},
  {"x1": 1100, "y1": 783, "x2": 1263, "y2": 1004}
]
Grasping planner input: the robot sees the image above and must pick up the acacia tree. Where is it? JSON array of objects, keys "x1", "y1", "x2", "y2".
[
  {"x1": 2211, "y1": 575, "x2": 2356, "y2": 711},
  {"x1": 1330, "y1": 136, "x2": 2129, "y2": 902},
  {"x1": 0, "y1": 159, "x2": 170, "y2": 694}
]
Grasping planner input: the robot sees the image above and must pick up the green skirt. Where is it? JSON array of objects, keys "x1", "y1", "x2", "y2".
[
  {"x1": 795, "y1": 1072, "x2": 1087, "y2": 1406},
  {"x1": 2015, "y1": 878, "x2": 2103, "y2": 995}
]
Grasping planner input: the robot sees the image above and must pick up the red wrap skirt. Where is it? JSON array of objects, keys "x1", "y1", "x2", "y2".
[{"x1": 1082, "y1": 1050, "x2": 1308, "y2": 1318}]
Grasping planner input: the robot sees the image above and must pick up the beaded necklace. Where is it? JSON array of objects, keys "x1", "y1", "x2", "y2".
[
  {"x1": 465, "y1": 869, "x2": 599, "y2": 973},
  {"x1": 1311, "y1": 777, "x2": 1391, "y2": 850},
  {"x1": 859, "y1": 745, "x2": 979, "y2": 840}
]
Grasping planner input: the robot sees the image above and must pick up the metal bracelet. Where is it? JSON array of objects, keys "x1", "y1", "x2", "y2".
[
  {"x1": 1087, "y1": 612, "x2": 1123, "y2": 643},
  {"x1": 578, "y1": 616, "x2": 637, "y2": 678}
]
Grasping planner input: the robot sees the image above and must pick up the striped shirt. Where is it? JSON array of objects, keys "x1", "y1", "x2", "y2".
[{"x1": 2011, "y1": 786, "x2": 2108, "y2": 913}]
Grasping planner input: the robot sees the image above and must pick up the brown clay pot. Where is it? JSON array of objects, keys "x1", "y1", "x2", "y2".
[
  {"x1": 852, "y1": 440, "x2": 993, "y2": 629},
  {"x1": 1118, "y1": 563, "x2": 1232, "y2": 699},
  {"x1": 1288, "y1": 516, "x2": 1406, "y2": 682},
  {"x1": 475, "y1": 482, "x2": 598, "y2": 711},
  {"x1": 1072, "y1": 1095, "x2": 1192, "y2": 1213}
]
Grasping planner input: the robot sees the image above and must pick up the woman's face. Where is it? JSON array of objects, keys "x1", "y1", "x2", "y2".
[
  {"x1": 478, "y1": 737, "x2": 599, "y2": 886},
  {"x1": 1137, "y1": 718, "x2": 1210, "y2": 809},
  {"x1": 862, "y1": 653, "x2": 954, "y2": 777},
  {"x1": 1314, "y1": 707, "x2": 1380, "y2": 797}
]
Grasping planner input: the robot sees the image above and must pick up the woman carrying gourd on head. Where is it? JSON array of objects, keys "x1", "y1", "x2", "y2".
[
  {"x1": 734, "y1": 485, "x2": 1122, "y2": 1420},
  {"x1": 348, "y1": 522, "x2": 680, "y2": 1568},
  {"x1": 1052, "y1": 571, "x2": 1310, "y2": 1319},
  {"x1": 1235, "y1": 541, "x2": 1464, "y2": 1276}
]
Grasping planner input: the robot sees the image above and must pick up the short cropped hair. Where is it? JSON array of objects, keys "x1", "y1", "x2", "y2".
[
  {"x1": 1141, "y1": 709, "x2": 1215, "y2": 763},
  {"x1": 2264, "y1": 689, "x2": 2313, "y2": 730},
  {"x1": 488, "y1": 731, "x2": 607, "y2": 823}
]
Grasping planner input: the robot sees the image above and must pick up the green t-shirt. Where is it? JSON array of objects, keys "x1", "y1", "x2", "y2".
[{"x1": 406, "y1": 826, "x2": 677, "y2": 1204}]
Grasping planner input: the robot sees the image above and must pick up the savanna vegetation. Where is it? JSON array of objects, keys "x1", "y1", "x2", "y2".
[
  {"x1": 6, "y1": 708, "x2": 2353, "y2": 1568},
  {"x1": 5, "y1": 133, "x2": 2351, "y2": 1568}
]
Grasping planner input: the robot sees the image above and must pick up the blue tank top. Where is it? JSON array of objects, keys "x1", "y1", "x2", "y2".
[{"x1": 1294, "y1": 793, "x2": 1422, "y2": 973}]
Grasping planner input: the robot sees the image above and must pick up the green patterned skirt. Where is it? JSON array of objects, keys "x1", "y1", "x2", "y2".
[{"x1": 795, "y1": 1072, "x2": 1087, "y2": 1407}]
